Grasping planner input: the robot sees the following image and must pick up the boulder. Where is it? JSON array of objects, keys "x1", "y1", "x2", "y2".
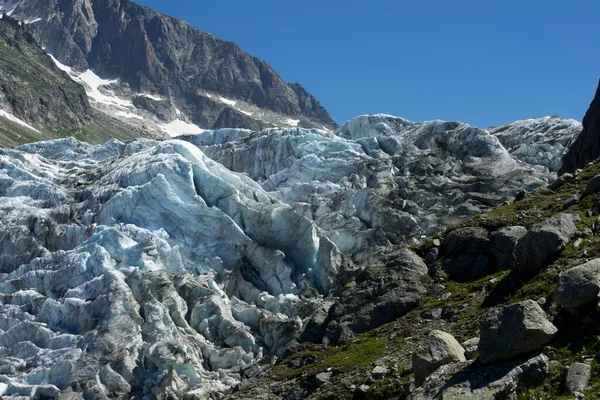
[
  {"x1": 412, "y1": 330, "x2": 466, "y2": 384},
  {"x1": 461, "y1": 337, "x2": 480, "y2": 360},
  {"x1": 409, "y1": 354, "x2": 548, "y2": 400},
  {"x1": 565, "y1": 362, "x2": 591, "y2": 395},
  {"x1": 442, "y1": 254, "x2": 493, "y2": 282},
  {"x1": 478, "y1": 300, "x2": 557, "y2": 363},
  {"x1": 492, "y1": 226, "x2": 527, "y2": 269},
  {"x1": 549, "y1": 173, "x2": 575, "y2": 191},
  {"x1": 314, "y1": 371, "x2": 332, "y2": 386},
  {"x1": 514, "y1": 213, "x2": 580, "y2": 275},
  {"x1": 586, "y1": 175, "x2": 600, "y2": 195},
  {"x1": 442, "y1": 227, "x2": 492, "y2": 256},
  {"x1": 554, "y1": 259, "x2": 600, "y2": 310},
  {"x1": 371, "y1": 365, "x2": 388, "y2": 380}
]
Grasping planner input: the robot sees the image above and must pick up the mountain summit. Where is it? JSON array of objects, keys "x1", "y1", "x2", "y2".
[{"x1": 0, "y1": 0, "x2": 336, "y2": 132}]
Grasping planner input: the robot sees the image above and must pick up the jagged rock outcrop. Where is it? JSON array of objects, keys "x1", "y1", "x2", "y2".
[
  {"x1": 560, "y1": 80, "x2": 600, "y2": 174},
  {"x1": 0, "y1": 0, "x2": 336, "y2": 130},
  {"x1": 412, "y1": 330, "x2": 466, "y2": 384},
  {"x1": 478, "y1": 300, "x2": 557, "y2": 363},
  {"x1": 0, "y1": 15, "x2": 91, "y2": 130},
  {"x1": 408, "y1": 354, "x2": 549, "y2": 400},
  {"x1": 554, "y1": 258, "x2": 600, "y2": 311}
]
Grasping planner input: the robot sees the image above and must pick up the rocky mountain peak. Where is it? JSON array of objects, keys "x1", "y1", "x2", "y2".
[{"x1": 0, "y1": 0, "x2": 337, "y2": 131}]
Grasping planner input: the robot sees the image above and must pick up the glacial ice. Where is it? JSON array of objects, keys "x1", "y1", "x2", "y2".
[{"x1": 0, "y1": 114, "x2": 581, "y2": 398}]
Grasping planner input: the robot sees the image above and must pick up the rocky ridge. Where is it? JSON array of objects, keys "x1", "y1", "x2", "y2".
[
  {"x1": 0, "y1": 15, "x2": 149, "y2": 147},
  {"x1": 0, "y1": 0, "x2": 336, "y2": 132}
]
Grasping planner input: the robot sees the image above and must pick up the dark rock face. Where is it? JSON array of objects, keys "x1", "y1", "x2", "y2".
[
  {"x1": 4, "y1": 0, "x2": 337, "y2": 130},
  {"x1": 324, "y1": 248, "x2": 427, "y2": 344},
  {"x1": 0, "y1": 16, "x2": 91, "y2": 133},
  {"x1": 560, "y1": 81, "x2": 600, "y2": 174}
]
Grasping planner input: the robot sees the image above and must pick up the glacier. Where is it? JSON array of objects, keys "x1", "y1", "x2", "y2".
[{"x1": 0, "y1": 114, "x2": 581, "y2": 398}]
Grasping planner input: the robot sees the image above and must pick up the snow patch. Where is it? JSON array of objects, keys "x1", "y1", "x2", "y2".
[
  {"x1": 285, "y1": 118, "x2": 300, "y2": 127},
  {"x1": 161, "y1": 119, "x2": 205, "y2": 137},
  {"x1": 139, "y1": 93, "x2": 164, "y2": 101},
  {"x1": 218, "y1": 96, "x2": 237, "y2": 106},
  {"x1": 115, "y1": 111, "x2": 144, "y2": 120},
  {"x1": 0, "y1": 110, "x2": 40, "y2": 133},
  {"x1": 0, "y1": 0, "x2": 21, "y2": 16},
  {"x1": 23, "y1": 16, "x2": 41, "y2": 23}
]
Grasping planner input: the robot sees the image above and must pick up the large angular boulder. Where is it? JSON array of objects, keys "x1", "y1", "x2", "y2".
[
  {"x1": 325, "y1": 249, "x2": 427, "y2": 343},
  {"x1": 478, "y1": 300, "x2": 557, "y2": 363},
  {"x1": 408, "y1": 354, "x2": 549, "y2": 400},
  {"x1": 554, "y1": 259, "x2": 600, "y2": 310},
  {"x1": 412, "y1": 330, "x2": 466, "y2": 384},
  {"x1": 442, "y1": 227, "x2": 492, "y2": 256},
  {"x1": 492, "y1": 226, "x2": 527, "y2": 269},
  {"x1": 514, "y1": 213, "x2": 580, "y2": 275},
  {"x1": 441, "y1": 227, "x2": 495, "y2": 281},
  {"x1": 585, "y1": 175, "x2": 600, "y2": 195}
]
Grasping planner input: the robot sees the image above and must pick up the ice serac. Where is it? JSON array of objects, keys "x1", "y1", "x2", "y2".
[
  {"x1": 489, "y1": 117, "x2": 581, "y2": 172},
  {"x1": 186, "y1": 114, "x2": 569, "y2": 259},
  {"x1": 0, "y1": 113, "x2": 581, "y2": 398},
  {"x1": 0, "y1": 137, "x2": 344, "y2": 398},
  {"x1": 560, "y1": 81, "x2": 600, "y2": 174}
]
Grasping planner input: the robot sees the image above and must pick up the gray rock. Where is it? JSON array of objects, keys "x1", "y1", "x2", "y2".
[
  {"x1": 565, "y1": 362, "x2": 591, "y2": 395},
  {"x1": 326, "y1": 249, "x2": 426, "y2": 343},
  {"x1": 421, "y1": 308, "x2": 443, "y2": 320},
  {"x1": 585, "y1": 175, "x2": 600, "y2": 195},
  {"x1": 461, "y1": 337, "x2": 480, "y2": 360},
  {"x1": 514, "y1": 213, "x2": 580, "y2": 275},
  {"x1": 408, "y1": 354, "x2": 549, "y2": 400},
  {"x1": 554, "y1": 259, "x2": 600, "y2": 310},
  {"x1": 314, "y1": 371, "x2": 332, "y2": 386},
  {"x1": 563, "y1": 194, "x2": 579, "y2": 209},
  {"x1": 478, "y1": 300, "x2": 557, "y2": 363},
  {"x1": 412, "y1": 330, "x2": 466, "y2": 384},
  {"x1": 492, "y1": 226, "x2": 527, "y2": 269},
  {"x1": 443, "y1": 227, "x2": 492, "y2": 256},
  {"x1": 371, "y1": 365, "x2": 388, "y2": 380},
  {"x1": 550, "y1": 173, "x2": 575, "y2": 190}
]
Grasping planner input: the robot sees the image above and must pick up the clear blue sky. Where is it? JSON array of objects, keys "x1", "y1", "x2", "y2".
[{"x1": 137, "y1": 0, "x2": 599, "y2": 127}]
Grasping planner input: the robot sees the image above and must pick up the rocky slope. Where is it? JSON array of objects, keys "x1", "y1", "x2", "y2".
[
  {"x1": 0, "y1": 15, "x2": 150, "y2": 147},
  {"x1": 0, "y1": 111, "x2": 584, "y2": 399},
  {"x1": 229, "y1": 144, "x2": 600, "y2": 400},
  {"x1": 0, "y1": 0, "x2": 336, "y2": 132}
]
